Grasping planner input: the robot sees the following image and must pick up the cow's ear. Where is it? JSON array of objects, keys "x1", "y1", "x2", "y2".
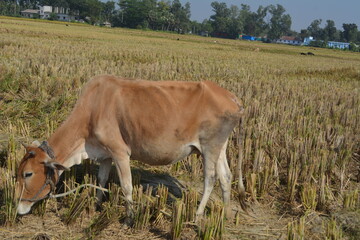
[{"x1": 44, "y1": 161, "x2": 69, "y2": 171}]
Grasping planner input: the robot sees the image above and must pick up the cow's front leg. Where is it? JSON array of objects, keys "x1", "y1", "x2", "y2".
[{"x1": 112, "y1": 152, "x2": 134, "y2": 225}]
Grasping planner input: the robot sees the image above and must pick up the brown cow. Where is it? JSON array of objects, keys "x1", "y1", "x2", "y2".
[{"x1": 16, "y1": 75, "x2": 246, "y2": 220}]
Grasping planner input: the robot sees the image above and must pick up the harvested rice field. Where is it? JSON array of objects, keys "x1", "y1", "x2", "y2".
[{"x1": 0, "y1": 16, "x2": 359, "y2": 239}]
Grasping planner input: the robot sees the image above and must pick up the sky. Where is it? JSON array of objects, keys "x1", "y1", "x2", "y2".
[{"x1": 179, "y1": 0, "x2": 360, "y2": 32}]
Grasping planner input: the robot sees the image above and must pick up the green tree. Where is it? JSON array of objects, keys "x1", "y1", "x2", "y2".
[
  {"x1": 154, "y1": 0, "x2": 174, "y2": 31},
  {"x1": 67, "y1": 0, "x2": 87, "y2": 14},
  {"x1": 342, "y1": 23, "x2": 358, "y2": 42},
  {"x1": 1, "y1": 0, "x2": 20, "y2": 16},
  {"x1": 170, "y1": 0, "x2": 191, "y2": 33},
  {"x1": 267, "y1": 4, "x2": 291, "y2": 40},
  {"x1": 307, "y1": 19, "x2": 323, "y2": 39},
  {"x1": 238, "y1": 4, "x2": 250, "y2": 34},
  {"x1": 113, "y1": 0, "x2": 191, "y2": 32},
  {"x1": 20, "y1": 0, "x2": 38, "y2": 9},
  {"x1": 101, "y1": 1, "x2": 115, "y2": 22},
  {"x1": 254, "y1": 6, "x2": 268, "y2": 36},
  {"x1": 227, "y1": 5, "x2": 241, "y2": 37},
  {"x1": 349, "y1": 42, "x2": 359, "y2": 52},
  {"x1": 244, "y1": 5, "x2": 268, "y2": 36},
  {"x1": 182, "y1": 2, "x2": 191, "y2": 32},
  {"x1": 48, "y1": 12, "x2": 58, "y2": 20},
  {"x1": 118, "y1": 0, "x2": 145, "y2": 28},
  {"x1": 82, "y1": 0, "x2": 102, "y2": 24},
  {"x1": 309, "y1": 39, "x2": 326, "y2": 48},
  {"x1": 190, "y1": 20, "x2": 201, "y2": 34},
  {"x1": 300, "y1": 29, "x2": 310, "y2": 40},
  {"x1": 323, "y1": 20, "x2": 338, "y2": 41},
  {"x1": 200, "y1": 19, "x2": 213, "y2": 33},
  {"x1": 39, "y1": 0, "x2": 70, "y2": 8},
  {"x1": 210, "y1": 1, "x2": 230, "y2": 33}
]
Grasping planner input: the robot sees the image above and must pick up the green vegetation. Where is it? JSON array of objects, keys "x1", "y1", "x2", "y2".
[
  {"x1": 2, "y1": 0, "x2": 360, "y2": 47},
  {"x1": 0, "y1": 17, "x2": 359, "y2": 239}
]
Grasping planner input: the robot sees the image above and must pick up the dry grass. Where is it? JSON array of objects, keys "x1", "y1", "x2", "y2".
[{"x1": 0, "y1": 16, "x2": 359, "y2": 239}]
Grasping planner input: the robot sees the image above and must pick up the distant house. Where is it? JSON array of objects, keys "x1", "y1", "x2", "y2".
[
  {"x1": 39, "y1": 6, "x2": 52, "y2": 19},
  {"x1": 303, "y1": 36, "x2": 314, "y2": 45},
  {"x1": 21, "y1": 9, "x2": 39, "y2": 18},
  {"x1": 327, "y1": 41, "x2": 350, "y2": 49},
  {"x1": 303, "y1": 36, "x2": 350, "y2": 49},
  {"x1": 101, "y1": 21, "x2": 112, "y2": 27},
  {"x1": 275, "y1": 36, "x2": 302, "y2": 45},
  {"x1": 53, "y1": 6, "x2": 80, "y2": 21},
  {"x1": 22, "y1": 6, "x2": 79, "y2": 22},
  {"x1": 200, "y1": 31, "x2": 209, "y2": 37}
]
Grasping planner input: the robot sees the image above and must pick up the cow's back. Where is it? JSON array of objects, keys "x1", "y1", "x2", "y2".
[{"x1": 80, "y1": 75, "x2": 242, "y2": 164}]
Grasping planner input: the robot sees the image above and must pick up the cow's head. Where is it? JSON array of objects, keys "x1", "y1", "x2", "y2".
[{"x1": 16, "y1": 141, "x2": 68, "y2": 215}]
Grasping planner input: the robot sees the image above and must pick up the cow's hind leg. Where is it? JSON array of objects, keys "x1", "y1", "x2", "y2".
[
  {"x1": 216, "y1": 140, "x2": 232, "y2": 217},
  {"x1": 96, "y1": 158, "x2": 112, "y2": 207},
  {"x1": 196, "y1": 148, "x2": 219, "y2": 217}
]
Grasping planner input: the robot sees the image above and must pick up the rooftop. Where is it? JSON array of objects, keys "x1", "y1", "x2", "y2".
[{"x1": 21, "y1": 9, "x2": 39, "y2": 14}]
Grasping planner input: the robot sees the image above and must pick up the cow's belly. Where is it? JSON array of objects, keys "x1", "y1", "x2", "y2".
[
  {"x1": 82, "y1": 137, "x2": 201, "y2": 166},
  {"x1": 84, "y1": 141, "x2": 111, "y2": 161},
  {"x1": 131, "y1": 142, "x2": 199, "y2": 165}
]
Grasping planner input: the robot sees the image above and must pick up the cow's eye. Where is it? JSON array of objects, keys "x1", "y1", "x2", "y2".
[{"x1": 24, "y1": 172, "x2": 33, "y2": 178}]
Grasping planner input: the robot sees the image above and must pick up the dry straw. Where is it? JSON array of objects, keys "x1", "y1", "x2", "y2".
[
  {"x1": 197, "y1": 201, "x2": 225, "y2": 240},
  {"x1": 0, "y1": 17, "x2": 359, "y2": 239}
]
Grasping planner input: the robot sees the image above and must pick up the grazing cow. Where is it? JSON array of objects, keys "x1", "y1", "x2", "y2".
[{"x1": 16, "y1": 75, "x2": 246, "y2": 220}]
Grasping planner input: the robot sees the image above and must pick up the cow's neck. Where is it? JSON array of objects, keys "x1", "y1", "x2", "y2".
[{"x1": 48, "y1": 113, "x2": 89, "y2": 168}]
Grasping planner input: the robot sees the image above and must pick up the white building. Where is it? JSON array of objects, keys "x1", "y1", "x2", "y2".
[
  {"x1": 20, "y1": 9, "x2": 39, "y2": 18},
  {"x1": 21, "y1": 6, "x2": 80, "y2": 22},
  {"x1": 303, "y1": 37, "x2": 314, "y2": 45},
  {"x1": 101, "y1": 21, "x2": 112, "y2": 27},
  {"x1": 275, "y1": 36, "x2": 302, "y2": 45},
  {"x1": 53, "y1": 7, "x2": 80, "y2": 21},
  {"x1": 303, "y1": 36, "x2": 350, "y2": 49},
  {"x1": 39, "y1": 6, "x2": 52, "y2": 19},
  {"x1": 327, "y1": 41, "x2": 350, "y2": 49}
]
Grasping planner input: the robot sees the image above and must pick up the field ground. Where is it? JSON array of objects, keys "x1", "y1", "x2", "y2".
[{"x1": 0, "y1": 17, "x2": 359, "y2": 239}]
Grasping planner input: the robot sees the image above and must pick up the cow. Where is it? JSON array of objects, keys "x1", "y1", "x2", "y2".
[{"x1": 16, "y1": 75, "x2": 246, "y2": 221}]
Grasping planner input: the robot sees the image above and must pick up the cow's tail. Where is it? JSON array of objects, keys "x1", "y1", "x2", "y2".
[{"x1": 237, "y1": 111, "x2": 248, "y2": 212}]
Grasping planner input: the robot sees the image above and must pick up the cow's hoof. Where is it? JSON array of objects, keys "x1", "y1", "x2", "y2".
[
  {"x1": 195, "y1": 214, "x2": 205, "y2": 223},
  {"x1": 122, "y1": 217, "x2": 134, "y2": 228}
]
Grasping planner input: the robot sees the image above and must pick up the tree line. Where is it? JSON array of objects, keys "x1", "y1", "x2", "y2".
[
  {"x1": 304, "y1": 20, "x2": 359, "y2": 44},
  {"x1": 199, "y1": 3, "x2": 292, "y2": 40},
  {"x1": 1, "y1": 0, "x2": 360, "y2": 46},
  {"x1": 1, "y1": 0, "x2": 118, "y2": 24},
  {"x1": 0, "y1": 0, "x2": 192, "y2": 31}
]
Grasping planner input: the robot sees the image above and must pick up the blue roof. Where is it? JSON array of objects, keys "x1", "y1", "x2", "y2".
[{"x1": 242, "y1": 35, "x2": 256, "y2": 41}]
